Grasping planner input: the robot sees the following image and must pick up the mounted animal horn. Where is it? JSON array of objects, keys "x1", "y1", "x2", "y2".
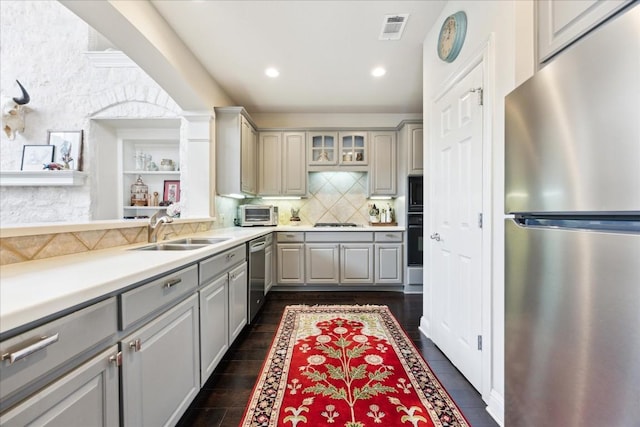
[
  {"x1": 13, "y1": 80, "x2": 30, "y2": 105},
  {"x1": 2, "y1": 80, "x2": 32, "y2": 139}
]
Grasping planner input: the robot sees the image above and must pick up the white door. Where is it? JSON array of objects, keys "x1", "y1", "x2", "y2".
[{"x1": 429, "y1": 61, "x2": 484, "y2": 391}]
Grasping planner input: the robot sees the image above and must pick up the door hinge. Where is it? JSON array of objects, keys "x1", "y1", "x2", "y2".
[
  {"x1": 470, "y1": 87, "x2": 483, "y2": 106},
  {"x1": 477, "y1": 335, "x2": 483, "y2": 351},
  {"x1": 478, "y1": 213, "x2": 483, "y2": 229}
]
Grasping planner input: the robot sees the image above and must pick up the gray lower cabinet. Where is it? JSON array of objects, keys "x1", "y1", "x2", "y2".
[
  {"x1": 198, "y1": 244, "x2": 247, "y2": 385},
  {"x1": 340, "y1": 244, "x2": 374, "y2": 283},
  {"x1": 199, "y1": 274, "x2": 228, "y2": 387},
  {"x1": 0, "y1": 297, "x2": 118, "y2": 414},
  {"x1": 121, "y1": 294, "x2": 200, "y2": 427},
  {"x1": 277, "y1": 243, "x2": 305, "y2": 284},
  {"x1": 0, "y1": 345, "x2": 119, "y2": 427},
  {"x1": 374, "y1": 244, "x2": 403, "y2": 284},
  {"x1": 374, "y1": 231, "x2": 403, "y2": 284},
  {"x1": 265, "y1": 237, "x2": 274, "y2": 293},
  {"x1": 228, "y1": 262, "x2": 248, "y2": 344},
  {"x1": 305, "y1": 243, "x2": 340, "y2": 284}
]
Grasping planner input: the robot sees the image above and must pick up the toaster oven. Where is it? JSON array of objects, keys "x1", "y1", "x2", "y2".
[{"x1": 237, "y1": 205, "x2": 278, "y2": 226}]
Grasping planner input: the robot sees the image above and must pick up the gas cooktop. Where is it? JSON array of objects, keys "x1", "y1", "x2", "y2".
[{"x1": 313, "y1": 222, "x2": 358, "y2": 227}]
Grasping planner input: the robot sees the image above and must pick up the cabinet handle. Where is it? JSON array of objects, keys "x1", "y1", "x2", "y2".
[
  {"x1": 129, "y1": 339, "x2": 142, "y2": 352},
  {"x1": 1, "y1": 333, "x2": 59, "y2": 364},
  {"x1": 430, "y1": 233, "x2": 441, "y2": 241},
  {"x1": 226, "y1": 253, "x2": 236, "y2": 261},
  {"x1": 164, "y1": 278, "x2": 182, "y2": 288},
  {"x1": 109, "y1": 351, "x2": 122, "y2": 366}
]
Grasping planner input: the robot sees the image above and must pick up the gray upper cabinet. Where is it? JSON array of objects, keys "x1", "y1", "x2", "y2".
[
  {"x1": 308, "y1": 132, "x2": 338, "y2": 166},
  {"x1": 369, "y1": 131, "x2": 397, "y2": 196},
  {"x1": 215, "y1": 107, "x2": 258, "y2": 197},
  {"x1": 405, "y1": 123, "x2": 424, "y2": 175},
  {"x1": 258, "y1": 131, "x2": 306, "y2": 196},
  {"x1": 339, "y1": 132, "x2": 368, "y2": 166},
  {"x1": 537, "y1": 0, "x2": 632, "y2": 63}
]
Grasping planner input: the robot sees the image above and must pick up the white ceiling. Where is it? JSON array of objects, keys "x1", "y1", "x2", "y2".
[{"x1": 149, "y1": 1, "x2": 446, "y2": 114}]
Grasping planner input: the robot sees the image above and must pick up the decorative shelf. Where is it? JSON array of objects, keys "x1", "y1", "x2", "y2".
[
  {"x1": 0, "y1": 170, "x2": 88, "y2": 186},
  {"x1": 123, "y1": 170, "x2": 180, "y2": 175}
]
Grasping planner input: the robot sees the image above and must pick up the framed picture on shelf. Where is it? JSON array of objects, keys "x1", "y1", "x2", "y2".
[
  {"x1": 21, "y1": 145, "x2": 54, "y2": 171},
  {"x1": 163, "y1": 180, "x2": 181, "y2": 203},
  {"x1": 47, "y1": 130, "x2": 83, "y2": 170}
]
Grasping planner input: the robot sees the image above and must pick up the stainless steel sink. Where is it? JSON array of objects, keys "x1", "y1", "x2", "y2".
[
  {"x1": 168, "y1": 237, "x2": 232, "y2": 245},
  {"x1": 134, "y1": 243, "x2": 209, "y2": 251}
]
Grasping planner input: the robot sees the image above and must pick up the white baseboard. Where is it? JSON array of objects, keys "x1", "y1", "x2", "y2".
[
  {"x1": 486, "y1": 388, "x2": 505, "y2": 426},
  {"x1": 418, "y1": 315, "x2": 431, "y2": 339}
]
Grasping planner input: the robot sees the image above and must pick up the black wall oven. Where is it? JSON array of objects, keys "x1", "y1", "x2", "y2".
[
  {"x1": 407, "y1": 212, "x2": 423, "y2": 266},
  {"x1": 408, "y1": 176, "x2": 423, "y2": 212}
]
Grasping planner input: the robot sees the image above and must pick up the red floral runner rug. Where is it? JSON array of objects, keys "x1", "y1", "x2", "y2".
[{"x1": 240, "y1": 305, "x2": 470, "y2": 427}]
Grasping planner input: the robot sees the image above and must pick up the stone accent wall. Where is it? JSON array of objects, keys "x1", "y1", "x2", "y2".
[{"x1": 0, "y1": 1, "x2": 179, "y2": 225}]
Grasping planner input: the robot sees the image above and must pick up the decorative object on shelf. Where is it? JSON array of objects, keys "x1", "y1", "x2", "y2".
[
  {"x1": 47, "y1": 130, "x2": 83, "y2": 170},
  {"x1": 342, "y1": 152, "x2": 352, "y2": 162},
  {"x1": 437, "y1": 11, "x2": 467, "y2": 63},
  {"x1": 152, "y1": 191, "x2": 159, "y2": 206},
  {"x1": 318, "y1": 150, "x2": 329, "y2": 162},
  {"x1": 163, "y1": 179, "x2": 180, "y2": 203},
  {"x1": 355, "y1": 152, "x2": 364, "y2": 161},
  {"x1": 146, "y1": 160, "x2": 159, "y2": 171},
  {"x1": 135, "y1": 151, "x2": 146, "y2": 171},
  {"x1": 368, "y1": 203, "x2": 380, "y2": 223},
  {"x1": 166, "y1": 202, "x2": 181, "y2": 218},
  {"x1": 130, "y1": 175, "x2": 149, "y2": 206},
  {"x1": 1, "y1": 80, "x2": 31, "y2": 140},
  {"x1": 21, "y1": 145, "x2": 54, "y2": 171},
  {"x1": 43, "y1": 162, "x2": 64, "y2": 170},
  {"x1": 160, "y1": 158, "x2": 176, "y2": 171},
  {"x1": 290, "y1": 207, "x2": 301, "y2": 225}
]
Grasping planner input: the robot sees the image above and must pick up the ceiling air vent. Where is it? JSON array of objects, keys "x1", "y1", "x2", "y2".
[{"x1": 379, "y1": 14, "x2": 409, "y2": 40}]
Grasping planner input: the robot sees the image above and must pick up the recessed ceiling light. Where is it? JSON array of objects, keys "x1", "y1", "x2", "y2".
[
  {"x1": 371, "y1": 67, "x2": 386, "y2": 77},
  {"x1": 265, "y1": 67, "x2": 280, "y2": 78}
]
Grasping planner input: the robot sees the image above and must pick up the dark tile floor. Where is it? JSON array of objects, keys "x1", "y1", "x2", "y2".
[{"x1": 176, "y1": 291, "x2": 499, "y2": 427}]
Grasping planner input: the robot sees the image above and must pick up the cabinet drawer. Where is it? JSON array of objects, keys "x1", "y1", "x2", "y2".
[
  {"x1": 0, "y1": 297, "x2": 117, "y2": 409},
  {"x1": 375, "y1": 231, "x2": 403, "y2": 242},
  {"x1": 120, "y1": 265, "x2": 198, "y2": 330},
  {"x1": 277, "y1": 232, "x2": 304, "y2": 243},
  {"x1": 306, "y1": 232, "x2": 373, "y2": 242},
  {"x1": 199, "y1": 245, "x2": 246, "y2": 285}
]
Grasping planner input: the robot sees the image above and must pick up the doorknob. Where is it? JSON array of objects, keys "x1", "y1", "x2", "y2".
[{"x1": 430, "y1": 233, "x2": 441, "y2": 241}]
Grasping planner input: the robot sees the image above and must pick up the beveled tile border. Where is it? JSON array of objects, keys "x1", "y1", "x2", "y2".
[{"x1": 0, "y1": 220, "x2": 214, "y2": 266}]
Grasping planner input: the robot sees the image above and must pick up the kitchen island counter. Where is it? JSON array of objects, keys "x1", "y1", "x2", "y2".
[{"x1": 0, "y1": 225, "x2": 405, "y2": 337}]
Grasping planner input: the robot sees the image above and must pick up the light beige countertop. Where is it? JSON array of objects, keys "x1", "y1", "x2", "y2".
[{"x1": 0, "y1": 225, "x2": 405, "y2": 336}]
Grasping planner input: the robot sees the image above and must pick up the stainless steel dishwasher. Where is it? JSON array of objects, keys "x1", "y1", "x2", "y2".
[{"x1": 248, "y1": 236, "x2": 267, "y2": 323}]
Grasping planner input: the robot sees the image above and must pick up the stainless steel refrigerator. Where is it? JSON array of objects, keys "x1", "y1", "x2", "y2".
[{"x1": 504, "y1": 5, "x2": 640, "y2": 426}]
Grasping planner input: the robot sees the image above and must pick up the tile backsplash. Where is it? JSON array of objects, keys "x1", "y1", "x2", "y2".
[
  {"x1": 0, "y1": 220, "x2": 214, "y2": 266},
  {"x1": 242, "y1": 172, "x2": 395, "y2": 226}
]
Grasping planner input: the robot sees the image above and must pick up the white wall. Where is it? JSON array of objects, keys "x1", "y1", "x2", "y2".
[
  {"x1": 421, "y1": 1, "x2": 535, "y2": 424},
  {"x1": 0, "y1": 1, "x2": 179, "y2": 225}
]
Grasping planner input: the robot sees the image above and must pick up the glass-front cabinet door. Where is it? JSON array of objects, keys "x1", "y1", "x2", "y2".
[
  {"x1": 339, "y1": 132, "x2": 367, "y2": 165},
  {"x1": 308, "y1": 132, "x2": 338, "y2": 165}
]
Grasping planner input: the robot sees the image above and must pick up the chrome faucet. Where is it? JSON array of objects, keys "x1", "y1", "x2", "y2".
[{"x1": 148, "y1": 211, "x2": 173, "y2": 243}]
